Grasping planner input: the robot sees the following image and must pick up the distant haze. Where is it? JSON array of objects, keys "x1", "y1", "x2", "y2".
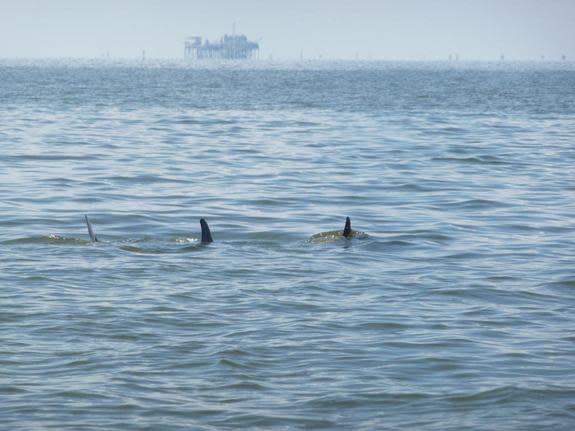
[{"x1": 1, "y1": 0, "x2": 574, "y2": 61}]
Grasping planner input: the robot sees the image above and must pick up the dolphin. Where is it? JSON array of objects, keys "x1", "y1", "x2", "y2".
[
  {"x1": 200, "y1": 218, "x2": 213, "y2": 243},
  {"x1": 309, "y1": 216, "x2": 368, "y2": 243},
  {"x1": 85, "y1": 215, "x2": 98, "y2": 242},
  {"x1": 83, "y1": 216, "x2": 212, "y2": 246}
]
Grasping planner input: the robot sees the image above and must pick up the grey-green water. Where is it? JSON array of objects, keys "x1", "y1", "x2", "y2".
[{"x1": 1, "y1": 61, "x2": 575, "y2": 430}]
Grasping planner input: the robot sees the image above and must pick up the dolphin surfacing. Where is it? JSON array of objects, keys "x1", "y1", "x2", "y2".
[
  {"x1": 84, "y1": 215, "x2": 98, "y2": 242},
  {"x1": 309, "y1": 216, "x2": 368, "y2": 243},
  {"x1": 200, "y1": 218, "x2": 213, "y2": 243}
]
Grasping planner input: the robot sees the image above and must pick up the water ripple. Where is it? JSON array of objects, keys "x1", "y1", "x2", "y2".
[{"x1": 0, "y1": 63, "x2": 574, "y2": 430}]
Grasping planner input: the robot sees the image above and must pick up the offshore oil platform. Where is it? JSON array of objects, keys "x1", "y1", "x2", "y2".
[{"x1": 184, "y1": 33, "x2": 259, "y2": 60}]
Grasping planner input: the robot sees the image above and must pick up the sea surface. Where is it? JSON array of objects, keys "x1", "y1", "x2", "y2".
[{"x1": 1, "y1": 60, "x2": 574, "y2": 430}]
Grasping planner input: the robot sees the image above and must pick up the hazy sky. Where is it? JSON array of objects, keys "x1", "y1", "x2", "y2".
[{"x1": 1, "y1": 0, "x2": 574, "y2": 60}]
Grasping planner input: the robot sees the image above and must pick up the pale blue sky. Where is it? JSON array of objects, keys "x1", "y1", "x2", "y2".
[{"x1": 0, "y1": 0, "x2": 573, "y2": 60}]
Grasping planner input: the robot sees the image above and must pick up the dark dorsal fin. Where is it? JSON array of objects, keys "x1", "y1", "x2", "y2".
[
  {"x1": 200, "y1": 218, "x2": 213, "y2": 243},
  {"x1": 343, "y1": 216, "x2": 352, "y2": 238},
  {"x1": 85, "y1": 215, "x2": 98, "y2": 242}
]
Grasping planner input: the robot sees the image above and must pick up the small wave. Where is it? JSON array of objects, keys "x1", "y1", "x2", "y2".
[
  {"x1": 0, "y1": 386, "x2": 29, "y2": 395},
  {"x1": 432, "y1": 287, "x2": 469, "y2": 297},
  {"x1": 545, "y1": 278, "x2": 575, "y2": 289},
  {"x1": 352, "y1": 321, "x2": 409, "y2": 330},
  {"x1": 444, "y1": 198, "x2": 511, "y2": 209},
  {"x1": 212, "y1": 381, "x2": 269, "y2": 391},
  {"x1": 432, "y1": 155, "x2": 509, "y2": 165},
  {"x1": 393, "y1": 232, "x2": 452, "y2": 244},
  {"x1": 445, "y1": 386, "x2": 519, "y2": 404},
  {"x1": 310, "y1": 391, "x2": 430, "y2": 408},
  {"x1": 103, "y1": 174, "x2": 189, "y2": 185},
  {"x1": 1, "y1": 235, "x2": 89, "y2": 246},
  {"x1": 120, "y1": 238, "x2": 203, "y2": 254},
  {"x1": 9, "y1": 154, "x2": 103, "y2": 162},
  {"x1": 119, "y1": 245, "x2": 171, "y2": 254},
  {"x1": 380, "y1": 239, "x2": 413, "y2": 247},
  {"x1": 395, "y1": 183, "x2": 436, "y2": 191},
  {"x1": 171, "y1": 117, "x2": 237, "y2": 126},
  {"x1": 445, "y1": 385, "x2": 575, "y2": 405},
  {"x1": 218, "y1": 358, "x2": 257, "y2": 370},
  {"x1": 48, "y1": 390, "x2": 113, "y2": 401},
  {"x1": 440, "y1": 251, "x2": 486, "y2": 260}
]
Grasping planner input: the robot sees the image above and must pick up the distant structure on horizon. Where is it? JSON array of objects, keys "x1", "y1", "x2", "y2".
[{"x1": 184, "y1": 34, "x2": 259, "y2": 60}]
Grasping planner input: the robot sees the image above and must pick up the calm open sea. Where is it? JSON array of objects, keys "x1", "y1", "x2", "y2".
[{"x1": 1, "y1": 60, "x2": 575, "y2": 430}]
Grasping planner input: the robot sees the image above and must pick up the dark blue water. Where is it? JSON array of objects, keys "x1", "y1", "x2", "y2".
[{"x1": 1, "y1": 60, "x2": 575, "y2": 430}]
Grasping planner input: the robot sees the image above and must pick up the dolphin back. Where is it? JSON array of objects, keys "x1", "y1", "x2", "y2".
[{"x1": 308, "y1": 216, "x2": 368, "y2": 243}]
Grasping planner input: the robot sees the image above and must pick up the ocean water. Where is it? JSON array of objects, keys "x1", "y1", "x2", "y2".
[{"x1": 1, "y1": 60, "x2": 574, "y2": 430}]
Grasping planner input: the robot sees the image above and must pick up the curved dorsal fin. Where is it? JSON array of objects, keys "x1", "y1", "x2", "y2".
[
  {"x1": 85, "y1": 215, "x2": 98, "y2": 242},
  {"x1": 200, "y1": 218, "x2": 213, "y2": 243},
  {"x1": 343, "y1": 216, "x2": 352, "y2": 238}
]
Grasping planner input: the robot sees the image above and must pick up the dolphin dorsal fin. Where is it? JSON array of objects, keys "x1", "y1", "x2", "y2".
[
  {"x1": 85, "y1": 215, "x2": 98, "y2": 242},
  {"x1": 343, "y1": 216, "x2": 352, "y2": 238},
  {"x1": 200, "y1": 218, "x2": 213, "y2": 243}
]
